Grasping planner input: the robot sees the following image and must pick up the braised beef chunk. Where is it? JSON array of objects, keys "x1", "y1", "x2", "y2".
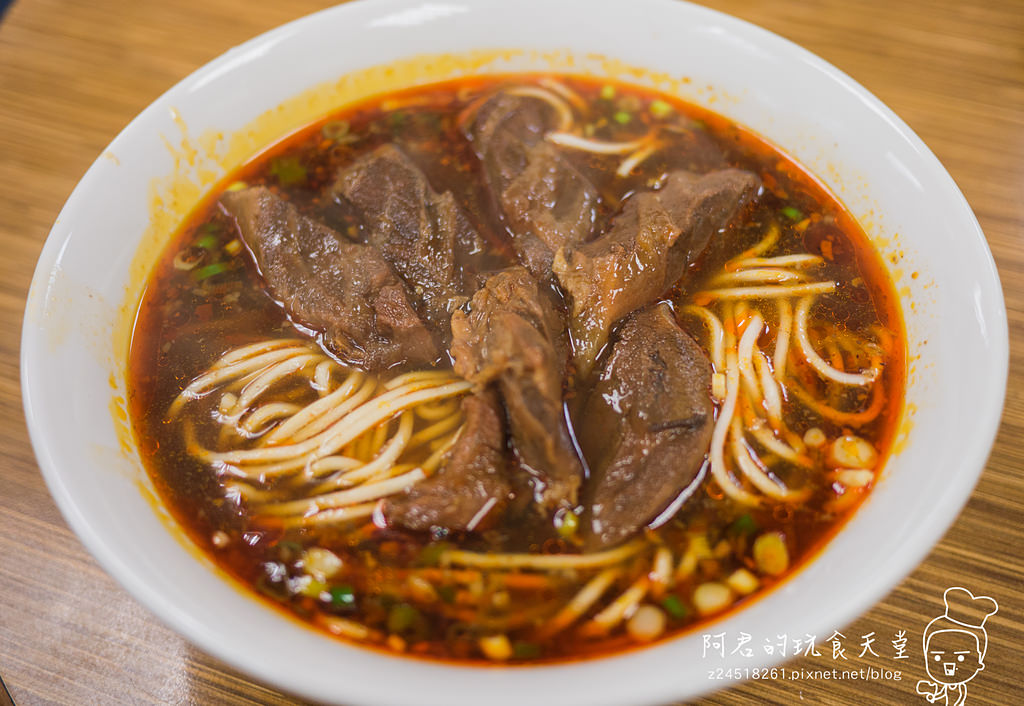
[
  {"x1": 220, "y1": 187, "x2": 439, "y2": 369},
  {"x1": 578, "y1": 304, "x2": 715, "y2": 549},
  {"x1": 384, "y1": 389, "x2": 510, "y2": 532},
  {"x1": 450, "y1": 267, "x2": 582, "y2": 509},
  {"x1": 554, "y1": 168, "x2": 760, "y2": 376},
  {"x1": 331, "y1": 145, "x2": 487, "y2": 333},
  {"x1": 659, "y1": 168, "x2": 762, "y2": 267},
  {"x1": 467, "y1": 93, "x2": 599, "y2": 277}
]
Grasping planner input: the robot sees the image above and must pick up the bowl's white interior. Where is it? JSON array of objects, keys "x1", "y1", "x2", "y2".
[{"x1": 21, "y1": 1, "x2": 1007, "y2": 704}]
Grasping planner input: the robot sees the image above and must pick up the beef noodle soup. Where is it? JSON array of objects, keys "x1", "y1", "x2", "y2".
[{"x1": 128, "y1": 75, "x2": 904, "y2": 663}]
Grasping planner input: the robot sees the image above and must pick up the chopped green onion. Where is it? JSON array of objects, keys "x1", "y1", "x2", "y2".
[
  {"x1": 732, "y1": 513, "x2": 758, "y2": 535},
  {"x1": 600, "y1": 85, "x2": 616, "y2": 100},
  {"x1": 661, "y1": 594, "x2": 688, "y2": 620},
  {"x1": 649, "y1": 99, "x2": 673, "y2": 118},
  {"x1": 268, "y1": 156, "x2": 307, "y2": 186},
  {"x1": 387, "y1": 602, "x2": 420, "y2": 633},
  {"x1": 192, "y1": 262, "x2": 231, "y2": 282},
  {"x1": 224, "y1": 239, "x2": 243, "y2": 256},
  {"x1": 437, "y1": 585, "x2": 456, "y2": 604},
  {"x1": 753, "y1": 532, "x2": 790, "y2": 576},
  {"x1": 194, "y1": 234, "x2": 218, "y2": 250},
  {"x1": 555, "y1": 509, "x2": 579, "y2": 539},
  {"x1": 415, "y1": 541, "x2": 451, "y2": 567},
  {"x1": 300, "y1": 579, "x2": 327, "y2": 598},
  {"x1": 613, "y1": 110, "x2": 632, "y2": 125},
  {"x1": 781, "y1": 206, "x2": 804, "y2": 222},
  {"x1": 329, "y1": 585, "x2": 356, "y2": 606},
  {"x1": 512, "y1": 641, "x2": 542, "y2": 659}
]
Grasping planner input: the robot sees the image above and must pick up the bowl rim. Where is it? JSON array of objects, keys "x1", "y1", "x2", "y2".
[{"x1": 20, "y1": 0, "x2": 1009, "y2": 704}]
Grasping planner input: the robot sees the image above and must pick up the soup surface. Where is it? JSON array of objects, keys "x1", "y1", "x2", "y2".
[{"x1": 128, "y1": 75, "x2": 904, "y2": 663}]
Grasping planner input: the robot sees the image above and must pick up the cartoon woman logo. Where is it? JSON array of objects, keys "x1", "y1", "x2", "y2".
[{"x1": 915, "y1": 587, "x2": 998, "y2": 706}]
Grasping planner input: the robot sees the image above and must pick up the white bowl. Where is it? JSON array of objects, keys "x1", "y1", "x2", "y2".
[{"x1": 21, "y1": 1, "x2": 1007, "y2": 704}]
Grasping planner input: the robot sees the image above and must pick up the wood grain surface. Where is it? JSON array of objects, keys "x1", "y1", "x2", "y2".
[{"x1": 1, "y1": 0, "x2": 1022, "y2": 704}]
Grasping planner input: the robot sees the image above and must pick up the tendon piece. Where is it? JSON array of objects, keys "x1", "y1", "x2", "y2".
[
  {"x1": 221, "y1": 187, "x2": 440, "y2": 370},
  {"x1": 332, "y1": 145, "x2": 487, "y2": 333},
  {"x1": 384, "y1": 389, "x2": 511, "y2": 532},
  {"x1": 578, "y1": 304, "x2": 715, "y2": 550},
  {"x1": 554, "y1": 169, "x2": 760, "y2": 376},
  {"x1": 450, "y1": 267, "x2": 583, "y2": 509},
  {"x1": 466, "y1": 93, "x2": 599, "y2": 277}
]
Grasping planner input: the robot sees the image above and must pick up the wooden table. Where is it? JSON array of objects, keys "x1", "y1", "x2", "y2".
[{"x1": 1, "y1": 0, "x2": 1021, "y2": 703}]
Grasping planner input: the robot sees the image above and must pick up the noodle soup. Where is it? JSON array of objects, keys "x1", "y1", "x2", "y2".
[{"x1": 128, "y1": 75, "x2": 904, "y2": 663}]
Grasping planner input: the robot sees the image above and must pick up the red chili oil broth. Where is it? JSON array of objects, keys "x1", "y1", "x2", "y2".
[{"x1": 127, "y1": 74, "x2": 905, "y2": 664}]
